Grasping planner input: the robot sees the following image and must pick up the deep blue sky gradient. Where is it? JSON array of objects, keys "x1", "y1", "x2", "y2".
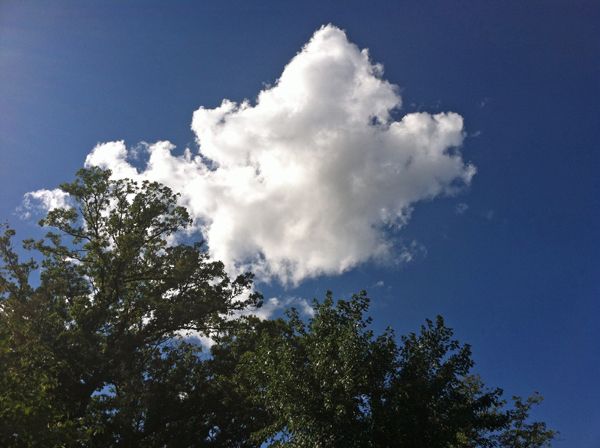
[{"x1": 1, "y1": 1, "x2": 599, "y2": 445}]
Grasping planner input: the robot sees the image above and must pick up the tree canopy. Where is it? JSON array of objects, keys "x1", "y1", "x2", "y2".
[
  {"x1": 227, "y1": 293, "x2": 555, "y2": 447},
  {"x1": 0, "y1": 168, "x2": 555, "y2": 447}
]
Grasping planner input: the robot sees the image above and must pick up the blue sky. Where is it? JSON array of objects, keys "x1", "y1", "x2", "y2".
[{"x1": 1, "y1": 1, "x2": 599, "y2": 445}]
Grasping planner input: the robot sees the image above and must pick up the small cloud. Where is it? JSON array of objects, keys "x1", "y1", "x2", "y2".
[
  {"x1": 18, "y1": 188, "x2": 70, "y2": 219},
  {"x1": 298, "y1": 299, "x2": 316, "y2": 318},
  {"x1": 455, "y1": 202, "x2": 469, "y2": 215},
  {"x1": 175, "y1": 329, "x2": 216, "y2": 349},
  {"x1": 242, "y1": 296, "x2": 315, "y2": 320},
  {"x1": 374, "y1": 280, "x2": 385, "y2": 288},
  {"x1": 395, "y1": 240, "x2": 427, "y2": 264},
  {"x1": 484, "y1": 210, "x2": 495, "y2": 220},
  {"x1": 247, "y1": 297, "x2": 282, "y2": 320},
  {"x1": 479, "y1": 97, "x2": 491, "y2": 108}
]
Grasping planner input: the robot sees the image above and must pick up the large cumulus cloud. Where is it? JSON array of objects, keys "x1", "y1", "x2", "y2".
[{"x1": 28, "y1": 25, "x2": 476, "y2": 285}]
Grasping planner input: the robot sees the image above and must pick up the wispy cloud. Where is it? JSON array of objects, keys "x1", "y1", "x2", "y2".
[
  {"x1": 455, "y1": 202, "x2": 469, "y2": 215},
  {"x1": 24, "y1": 25, "x2": 475, "y2": 285}
]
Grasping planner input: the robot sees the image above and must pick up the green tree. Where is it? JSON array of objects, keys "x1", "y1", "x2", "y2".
[
  {"x1": 0, "y1": 168, "x2": 263, "y2": 446},
  {"x1": 236, "y1": 291, "x2": 556, "y2": 447},
  {"x1": 495, "y1": 394, "x2": 556, "y2": 448},
  {"x1": 0, "y1": 169, "x2": 556, "y2": 447}
]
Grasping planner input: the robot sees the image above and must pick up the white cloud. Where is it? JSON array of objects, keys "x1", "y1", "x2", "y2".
[
  {"x1": 238, "y1": 296, "x2": 315, "y2": 320},
  {"x1": 19, "y1": 188, "x2": 70, "y2": 219},
  {"x1": 29, "y1": 24, "x2": 476, "y2": 285}
]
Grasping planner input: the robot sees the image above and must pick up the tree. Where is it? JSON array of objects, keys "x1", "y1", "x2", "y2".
[
  {"x1": 235, "y1": 291, "x2": 556, "y2": 447},
  {"x1": 0, "y1": 168, "x2": 263, "y2": 446},
  {"x1": 0, "y1": 169, "x2": 556, "y2": 447}
]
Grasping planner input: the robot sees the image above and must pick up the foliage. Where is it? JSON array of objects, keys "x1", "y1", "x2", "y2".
[
  {"x1": 0, "y1": 169, "x2": 555, "y2": 447},
  {"x1": 235, "y1": 292, "x2": 556, "y2": 447},
  {"x1": 0, "y1": 168, "x2": 262, "y2": 446}
]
